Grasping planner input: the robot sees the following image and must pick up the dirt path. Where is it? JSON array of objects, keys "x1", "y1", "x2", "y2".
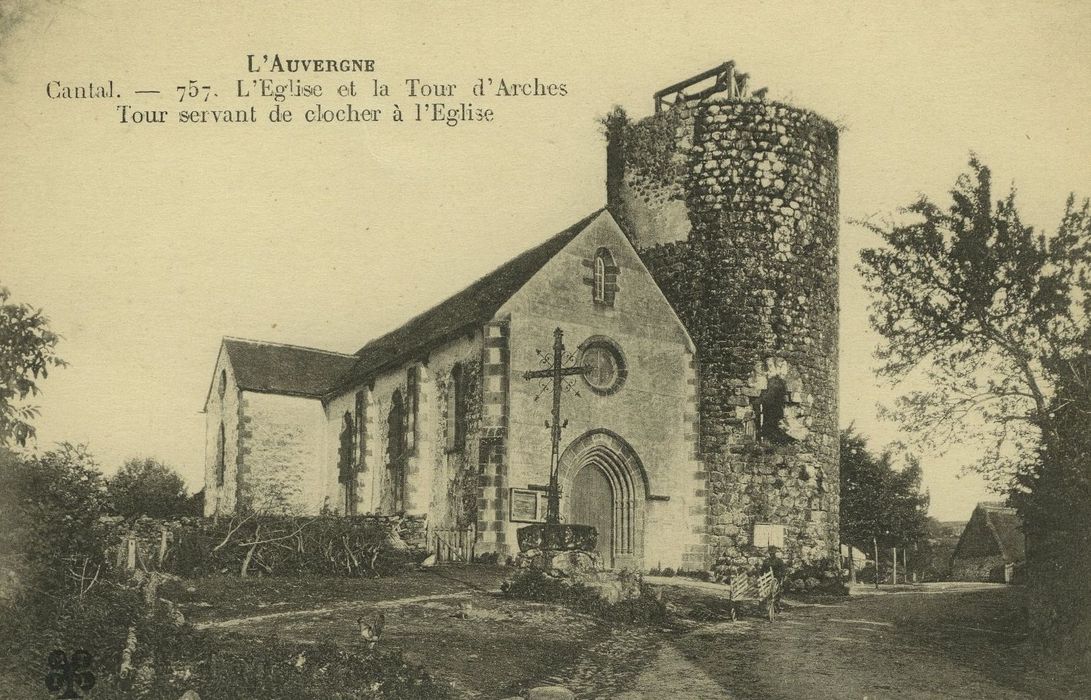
[
  {"x1": 612, "y1": 641, "x2": 728, "y2": 698},
  {"x1": 670, "y1": 585, "x2": 1087, "y2": 699},
  {"x1": 187, "y1": 572, "x2": 1088, "y2": 699}
]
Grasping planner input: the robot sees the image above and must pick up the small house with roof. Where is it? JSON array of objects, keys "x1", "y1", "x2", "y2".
[{"x1": 950, "y1": 502, "x2": 1026, "y2": 583}]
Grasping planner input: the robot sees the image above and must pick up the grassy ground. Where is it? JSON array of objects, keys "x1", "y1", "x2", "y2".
[
  {"x1": 163, "y1": 565, "x2": 508, "y2": 622},
  {"x1": 170, "y1": 565, "x2": 619, "y2": 698}
]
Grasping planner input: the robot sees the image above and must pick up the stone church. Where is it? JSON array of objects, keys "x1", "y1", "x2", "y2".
[{"x1": 204, "y1": 62, "x2": 840, "y2": 573}]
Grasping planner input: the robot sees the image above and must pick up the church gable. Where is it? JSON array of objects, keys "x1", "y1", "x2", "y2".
[
  {"x1": 500, "y1": 211, "x2": 705, "y2": 570},
  {"x1": 203, "y1": 338, "x2": 341, "y2": 515},
  {"x1": 500, "y1": 210, "x2": 693, "y2": 350}
]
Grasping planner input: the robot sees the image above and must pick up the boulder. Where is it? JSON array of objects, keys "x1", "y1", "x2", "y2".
[
  {"x1": 513, "y1": 550, "x2": 540, "y2": 570},
  {"x1": 575, "y1": 570, "x2": 643, "y2": 604},
  {"x1": 585, "y1": 579, "x2": 625, "y2": 605},
  {"x1": 544, "y1": 550, "x2": 600, "y2": 576}
]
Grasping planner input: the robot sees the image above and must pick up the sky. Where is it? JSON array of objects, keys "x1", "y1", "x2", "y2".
[{"x1": 1, "y1": 1, "x2": 1088, "y2": 521}]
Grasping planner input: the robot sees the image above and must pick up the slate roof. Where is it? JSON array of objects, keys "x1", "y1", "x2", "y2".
[
  {"x1": 217, "y1": 209, "x2": 605, "y2": 399},
  {"x1": 339, "y1": 209, "x2": 604, "y2": 388},
  {"x1": 222, "y1": 338, "x2": 358, "y2": 398}
]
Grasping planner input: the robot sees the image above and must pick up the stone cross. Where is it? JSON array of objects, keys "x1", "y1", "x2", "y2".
[{"x1": 522, "y1": 328, "x2": 587, "y2": 524}]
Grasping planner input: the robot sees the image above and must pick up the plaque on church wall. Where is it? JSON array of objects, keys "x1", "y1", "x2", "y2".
[
  {"x1": 753, "y1": 522, "x2": 786, "y2": 549},
  {"x1": 510, "y1": 488, "x2": 547, "y2": 523}
]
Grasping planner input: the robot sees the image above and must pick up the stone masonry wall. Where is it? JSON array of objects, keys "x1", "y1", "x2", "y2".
[
  {"x1": 607, "y1": 94, "x2": 840, "y2": 571},
  {"x1": 204, "y1": 348, "x2": 240, "y2": 516},
  {"x1": 476, "y1": 318, "x2": 510, "y2": 555},
  {"x1": 501, "y1": 213, "x2": 703, "y2": 570},
  {"x1": 237, "y1": 391, "x2": 325, "y2": 513}
]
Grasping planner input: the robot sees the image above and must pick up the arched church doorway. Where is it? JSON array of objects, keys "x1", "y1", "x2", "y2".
[
  {"x1": 571, "y1": 464, "x2": 614, "y2": 565},
  {"x1": 559, "y1": 430, "x2": 648, "y2": 570}
]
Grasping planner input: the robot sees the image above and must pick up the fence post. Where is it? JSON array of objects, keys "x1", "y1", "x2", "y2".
[{"x1": 126, "y1": 537, "x2": 137, "y2": 570}]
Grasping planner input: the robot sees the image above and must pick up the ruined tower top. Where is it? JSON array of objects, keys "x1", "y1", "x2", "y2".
[{"x1": 652, "y1": 60, "x2": 768, "y2": 113}]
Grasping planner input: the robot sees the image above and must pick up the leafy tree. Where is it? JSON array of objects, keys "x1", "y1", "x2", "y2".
[
  {"x1": 0, "y1": 285, "x2": 67, "y2": 446},
  {"x1": 1012, "y1": 351, "x2": 1091, "y2": 539},
  {"x1": 839, "y1": 428, "x2": 930, "y2": 564},
  {"x1": 857, "y1": 156, "x2": 1090, "y2": 487},
  {"x1": 859, "y1": 157, "x2": 1091, "y2": 650},
  {"x1": 1011, "y1": 350, "x2": 1091, "y2": 654},
  {"x1": 107, "y1": 457, "x2": 190, "y2": 519},
  {"x1": 0, "y1": 443, "x2": 110, "y2": 596},
  {"x1": 912, "y1": 517, "x2": 962, "y2": 582}
]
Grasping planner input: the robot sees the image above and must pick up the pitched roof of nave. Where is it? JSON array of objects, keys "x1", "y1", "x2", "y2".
[
  {"x1": 342, "y1": 208, "x2": 605, "y2": 387},
  {"x1": 222, "y1": 338, "x2": 358, "y2": 398},
  {"x1": 219, "y1": 209, "x2": 606, "y2": 400}
]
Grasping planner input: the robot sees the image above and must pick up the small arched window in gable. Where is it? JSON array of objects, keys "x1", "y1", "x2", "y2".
[
  {"x1": 753, "y1": 377, "x2": 794, "y2": 444},
  {"x1": 218, "y1": 369, "x2": 227, "y2": 399},
  {"x1": 590, "y1": 247, "x2": 618, "y2": 306},
  {"x1": 593, "y1": 255, "x2": 606, "y2": 301}
]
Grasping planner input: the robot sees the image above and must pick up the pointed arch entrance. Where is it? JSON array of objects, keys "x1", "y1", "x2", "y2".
[{"x1": 559, "y1": 430, "x2": 648, "y2": 570}]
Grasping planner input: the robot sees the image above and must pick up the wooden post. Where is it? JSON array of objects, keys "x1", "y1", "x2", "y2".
[
  {"x1": 848, "y1": 546, "x2": 856, "y2": 584},
  {"x1": 126, "y1": 537, "x2": 137, "y2": 570},
  {"x1": 892, "y1": 547, "x2": 898, "y2": 585},
  {"x1": 873, "y1": 537, "x2": 880, "y2": 589},
  {"x1": 157, "y1": 528, "x2": 169, "y2": 567}
]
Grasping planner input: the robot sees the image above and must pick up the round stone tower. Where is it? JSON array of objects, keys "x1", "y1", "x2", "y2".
[{"x1": 606, "y1": 63, "x2": 839, "y2": 571}]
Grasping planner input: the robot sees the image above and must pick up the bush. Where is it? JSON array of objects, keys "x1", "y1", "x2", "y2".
[
  {"x1": 108, "y1": 458, "x2": 191, "y2": 519},
  {"x1": 501, "y1": 569, "x2": 667, "y2": 625},
  {"x1": 781, "y1": 558, "x2": 848, "y2": 595},
  {"x1": 0, "y1": 444, "x2": 112, "y2": 599},
  {"x1": 0, "y1": 582, "x2": 447, "y2": 699},
  {"x1": 0, "y1": 447, "x2": 445, "y2": 698}
]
